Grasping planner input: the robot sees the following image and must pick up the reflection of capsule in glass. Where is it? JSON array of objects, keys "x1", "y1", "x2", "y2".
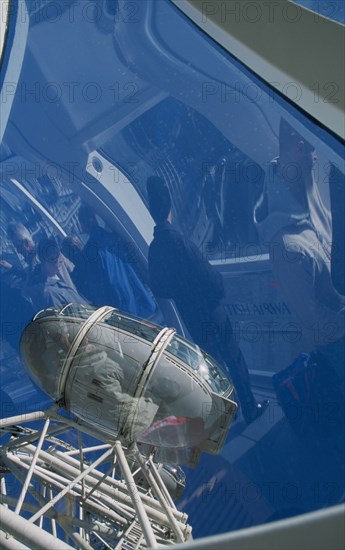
[{"x1": 20, "y1": 304, "x2": 237, "y2": 462}]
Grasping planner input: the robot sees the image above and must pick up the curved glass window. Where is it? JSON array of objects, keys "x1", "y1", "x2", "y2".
[
  {"x1": 0, "y1": 0, "x2": 344, "y2": 543},
  {"x1": 104, "y1": 309, "x2": 161, "y2": 343},
  {"x1": 166, "y1": 335, "x2": 232, "y2": 395}
]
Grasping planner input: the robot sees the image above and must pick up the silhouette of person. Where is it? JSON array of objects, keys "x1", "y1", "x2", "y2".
[
  {"x1": 146, "y1": 176, "x2": 268, "y2": 424},
  {"x1": 254, "y1": 118, "x2": 345, "y2": 396}
]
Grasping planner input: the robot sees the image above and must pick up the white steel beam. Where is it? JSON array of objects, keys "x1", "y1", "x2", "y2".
[{"x1": 0, "y1": 506, "x2": 74, "y2": 550}]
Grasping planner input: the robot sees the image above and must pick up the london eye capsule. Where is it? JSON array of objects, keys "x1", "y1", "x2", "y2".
[{"x1": 20, "y1": 304, "x2": 237, "y2": 464}]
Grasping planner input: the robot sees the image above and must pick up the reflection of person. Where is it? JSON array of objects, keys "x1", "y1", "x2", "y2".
[
  {"x1": 26, "y1": 318, "x2": 158, "y2": 441},
  {"x1": 254, "y1": 119, "x2": 345, "y2": 387},
  {"x1": 69, "y1": 338, "x2": 159, "y2": 441},
  {"x1": 5, "y1": 222, "x2": 76, "y2": 289},
  {"x1": 24, "y1": 238, "x2": 88, "y2": 312},
  {"x1": 146, "y1": 176, "x2": 268, "y2": 424},
  {"x1": 77, "y1": 206, "x2": 156, "y2": 317},
  {"x1": 6, "y1": 222, "x2": 39, "y2": 279}
]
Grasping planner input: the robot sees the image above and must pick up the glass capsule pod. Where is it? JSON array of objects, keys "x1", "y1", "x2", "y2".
[{"x1": 20, "y1": 304, "x2": 237, "y2": 464}]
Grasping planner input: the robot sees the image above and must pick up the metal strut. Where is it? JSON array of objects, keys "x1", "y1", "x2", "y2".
[{"x1": 0, "y1": 408, "x2": 192, "y2": 549}]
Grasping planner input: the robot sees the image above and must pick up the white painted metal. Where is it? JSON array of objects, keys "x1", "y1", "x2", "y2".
[
  {"x1": 115, "y1": 441, "x2": 158, "y2": 549},
  {"x1": 86, "y1": 151, "x2": 156, "y2": 245},
  {"x1": 134, "y1": 327, "x2": 176, "y2": 400},
  {"x1": 0, "y1": 407, "x2": 192, "y2": 549},
  {"x1": 0, "y1": 506, "x2": 74, "y2": 550},
  {"x1": 14, "y1": 418, "x2": 50, "y2": 515},
  {"x1": 136, "y1": 453, "x2": 185, "y2": 543},
  {"x1": 0, "y1": 529, "x2": 34, "y2": 550}
]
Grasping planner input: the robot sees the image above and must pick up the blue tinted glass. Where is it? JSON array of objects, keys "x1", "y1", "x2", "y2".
[
  {"x1": 293, "y1": 0, "x2": 345, "y2": 24},
  {"x1": 0, "y1": 0, "x2": 344, "y2": 543}
]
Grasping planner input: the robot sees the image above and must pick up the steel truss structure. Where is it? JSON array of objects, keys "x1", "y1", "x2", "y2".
[{"x1": 0, "y1": 406, "x2": 192, "y2": 549}]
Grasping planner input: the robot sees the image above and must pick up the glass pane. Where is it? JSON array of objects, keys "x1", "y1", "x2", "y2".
[
  {"x1": 166, "y1": 335, "x2": 232, "y2": 395},
  {"x1": 1, "y1": 0, "x2": 344, "y2": 542},
  {"x1": 166, "y1": 335, "x2": 202, "y2": 369},
  {"x1": 104, "y1": 309, "x2": 161, "y2": 343}
]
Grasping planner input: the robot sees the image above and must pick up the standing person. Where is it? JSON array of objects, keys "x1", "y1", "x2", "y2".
[{"x1": 146, "y1": 176, "x2": 268, "y2": 424}]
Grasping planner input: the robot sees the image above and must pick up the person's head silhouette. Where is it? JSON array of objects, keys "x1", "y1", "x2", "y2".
[
  {"x1": 7, "y1": 222, "x2": 36, "y2": 261},
  {"x1": 146, "y1": 177, "x2": 172, "y2": 224}
]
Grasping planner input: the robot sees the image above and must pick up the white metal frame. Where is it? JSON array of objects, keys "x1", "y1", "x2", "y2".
[{"x1": 0, "y1": 406, "x2": 192, "y2": 549}]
